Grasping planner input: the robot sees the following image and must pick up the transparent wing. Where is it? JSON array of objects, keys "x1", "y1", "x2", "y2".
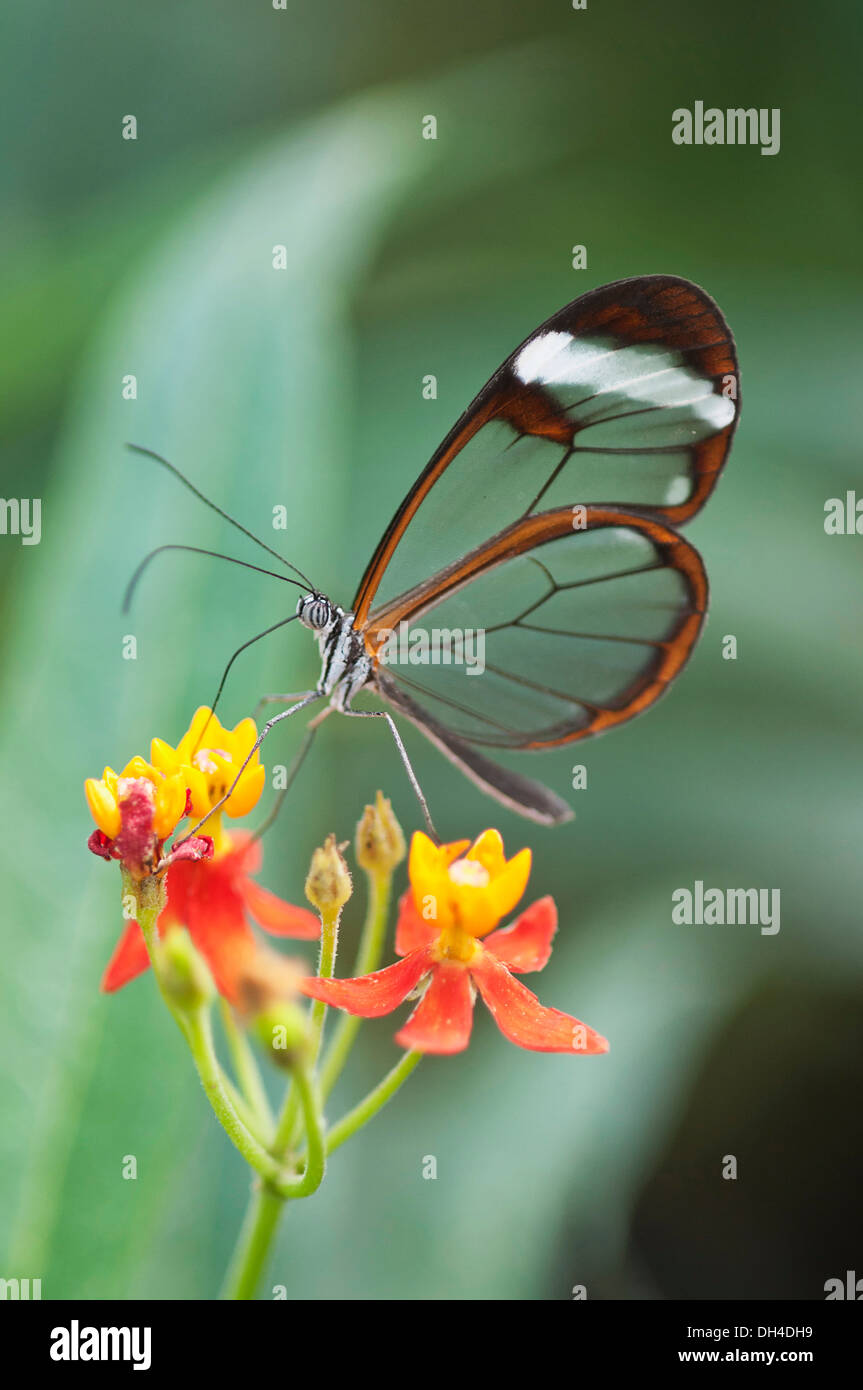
[
  {"x1": 353, "y1": 275, "x2": 738, "y2": 625},
  {"x1": 368, "y1": 506, "x2": 707, "y2": 752}
]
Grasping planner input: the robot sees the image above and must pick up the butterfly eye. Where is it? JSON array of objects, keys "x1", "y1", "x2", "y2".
[{"x1": 297, "y1": 594, "x2": 332, "y2": 630}]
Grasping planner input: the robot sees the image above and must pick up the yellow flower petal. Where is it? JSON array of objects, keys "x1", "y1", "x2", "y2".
[
  {"x1": 150, "y1": 737, "x2": 180, "y2": 774},
  {"x1": 408, "y1": 830, "x2": 438, "y2": 881},
  {"x1": 85, "y1": 778, "x2": 121, "y2": 838},
  {"x1": 406, "y1": 830, "x2": 534, "y2": 939},
  {"x1": 409, "y1": 832, "x2": 469, "y2": 884},
  {"x1": 441, "y1": 839, "x2": 471, "y2": 866},
  {"x1": 224, "y1": 763, "x2": 265, "y2": 818},
  {"x1": 154, "y1": 774, "x2": 187, "y2": 839},
  {"x1": 466, "y1": 828, "x2": 507, "y2": 877},
  {"x1": 121, "y1": 754, "x2": 153, "y2": 780},
  {"x1": 408, "y1": 833, "x2": 471, "y2": 931},
  {"x1": 485, "y1": 847, "x2": 532, "y2": 926},
  {"x1": 184, "y1": 765, "x2": 211, "y2": 820},
  {"x1": 230, "y1": 716, "x2": 258, "y2": 762},
  {"x1": 176, "y1": 707, "x2": 217, "y2": 763}
]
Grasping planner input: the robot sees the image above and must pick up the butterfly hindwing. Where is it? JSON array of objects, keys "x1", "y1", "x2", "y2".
[{"x1": 367, "y1": 506, "x2": 706, "y2": 764}]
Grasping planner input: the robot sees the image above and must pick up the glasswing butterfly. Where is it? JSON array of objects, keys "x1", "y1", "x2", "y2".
[{"x1": 129, "y1": 274, "x2": 739, "y2": 837}]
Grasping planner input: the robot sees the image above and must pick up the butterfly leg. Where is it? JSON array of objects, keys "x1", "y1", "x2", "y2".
[
  {"x1": 340, "y1": 707, "x2": 439, "y2": 843},
  {"x1": 254, "y1": 690, "x2": 314, "y2": 721},
  {"x1": 176, "y1": 690, "x2": 322, "y2": 845},
  {"x1": 249, "y1": 724, "x2": 318, "y2": 843}
]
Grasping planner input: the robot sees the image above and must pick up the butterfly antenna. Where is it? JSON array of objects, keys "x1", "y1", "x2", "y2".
[
  {"x1": 126, "y1": 443, "x2": 315, "y2": 589},
  {"x1": 194, "y1": 613, "x2": 301, "y2": 751},
  {"x1": 123, "y1": 544, "x2": 306, "y2": 614}
]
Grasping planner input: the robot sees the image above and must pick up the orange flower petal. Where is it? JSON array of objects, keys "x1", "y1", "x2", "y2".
[
  {"x1": 471, "y1": 950, "x2": 608, "y2": 1053},
  {"x1": 483, "y1": 897, "x2": 557, "y2": 973},
  {"x1": 101, "y1": 920, "x2": 151, "y2": 992},
  {"x1": 394, "y1": 888, "x2": 438, "y2": 957},
  {"x1": 395, "y1": 962, "x2": 475, "y2": 1054},
  {"x1": 241, "y1": 877, "x2": 320, "y2": 939},
  {"x1": 297, "y1": 948, "x2": 433, "y2": 1017}
]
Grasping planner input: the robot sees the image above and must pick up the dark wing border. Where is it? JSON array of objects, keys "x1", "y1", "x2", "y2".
[
  {"x1": 353, "y1": 274, "x2": 737, "y2": 625},
  {"x1": 366, "y1": 505, "x2": 707, "y2": 750}
]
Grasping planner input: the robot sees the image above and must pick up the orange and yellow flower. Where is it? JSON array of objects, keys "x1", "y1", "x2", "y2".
[
  {"x1": 299, "y1": 830, "x2": 608, "y2": 1056},
  {"x1": 86, "y1": 757, "x2": 188, "y2": 846},
  {"x1": 86, "y1": 707, "x2": 320, "y2": 1002}
]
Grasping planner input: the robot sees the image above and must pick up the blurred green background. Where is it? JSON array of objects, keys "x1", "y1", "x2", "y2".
[{"x1": 1, "y1": 0, "x2": 861, "y2": 1300}]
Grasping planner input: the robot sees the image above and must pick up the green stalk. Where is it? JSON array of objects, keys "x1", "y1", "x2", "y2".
[
  {"x1": 220, "y1": 998, "x2": 275, "y2": 1141},
  {"x1": 220, "y1": 1183, "x2": 284, "y2": 1301},
  {"x1": 131, "y1": 873, "x2": 291, "y2": 1190},
  {"x1": 221, "y1": 1054, "x2": 325, "y2": 1300},
  {"x1": 325, "y1": 1050, "x2": 422, "y2": 1156},
  {"x1": 273, "y1": 896, "x2": 340, "y2": 1155},
  {"x1": 319, "y1": 868, "x2": 392, "y2": 1101}
]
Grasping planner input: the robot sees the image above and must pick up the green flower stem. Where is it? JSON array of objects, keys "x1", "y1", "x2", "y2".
[
  {"x1": 309, "y1": 900, "x2": 341, "y2": 1061},
  {"x1": 273, "y1": 899, "x2": 341, "y2": 1156},
  {"x1": 221, "y1": 1054, "x2": 326, "y2": 1301},
  {"x1": 280, "y1": 1058, "x2": 326, "y2": 1195},
  {"x1": 130, "y1": 873, "x2": 292, "y2": 1192},
  {"x1": 222, "y1": 1072, "x2": 273, "y2": 1149},
  {"x1": 220, "y1": 998, "x2": 275, "y2": 1141},
  {"x1": 129, "y1": 873, "x2": 191, "y2": 1034},
  {"x1": 319, "y1": 868, "x2": 392, "y2": 1101},
  {"x1": 183, "y1": 1010, "x2": 292, "y2": 1184},
  {"x1": 325, "y1": 1049, "x2": 422, "y2": 1156},
  {"x1": 220, "y1": 1183, "x2": 285, "y2": 1301}
]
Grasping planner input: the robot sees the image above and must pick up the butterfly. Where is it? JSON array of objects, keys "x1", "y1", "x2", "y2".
[{"x1": 129, "y1": 274, "x2": 739, "y2": 835}]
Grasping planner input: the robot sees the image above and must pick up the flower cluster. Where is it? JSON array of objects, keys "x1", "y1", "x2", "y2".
[
  {"x1": 85, "y1": 715, "x2": 608, "y2": 1299},
  {"x1": 85, "y1": 707, "x2": 319, "y2": 1005}
]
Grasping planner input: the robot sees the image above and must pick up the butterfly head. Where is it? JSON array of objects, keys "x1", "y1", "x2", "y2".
[{"x1": 296, "y1": 592, "x2": 335, "y2": 633}]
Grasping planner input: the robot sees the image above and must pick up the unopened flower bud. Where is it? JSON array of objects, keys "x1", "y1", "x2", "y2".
[
  {"x1": 253, "y1": 1001, "x2": 309, "y2": 1069},
  {"x1": 305, "y1": 835, "x2": 352, "y2": 915},
  {"x1": 233, "y1": 946, "x2": 302, "y2": 1018},
  {"x1": 154, "y1": 927, "x2": 215, "y2": 1011},
  {"x1": 356, "y1": 791, "x2": 405, "y2": 876}
]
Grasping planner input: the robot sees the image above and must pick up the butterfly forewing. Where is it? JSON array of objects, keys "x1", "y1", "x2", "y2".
[
  {"x1": 353, "y1": 275, "x2": 738, "y2": 626},
  {"x1": 345, "y1": 275, "x2": 737, "y2": 822}
]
